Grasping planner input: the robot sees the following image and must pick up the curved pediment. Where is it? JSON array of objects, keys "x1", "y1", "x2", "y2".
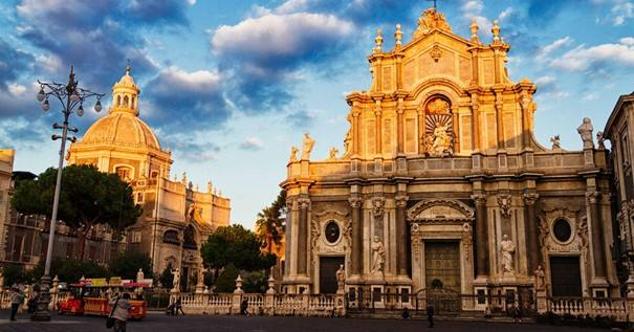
[{"x1": 407, "y1": 199, "x2": 474, "y2": 221}]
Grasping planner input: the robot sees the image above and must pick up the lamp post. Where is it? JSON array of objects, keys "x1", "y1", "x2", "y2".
[{"x1": 31, "y1": 66, "x2": 104, "y2": 321}]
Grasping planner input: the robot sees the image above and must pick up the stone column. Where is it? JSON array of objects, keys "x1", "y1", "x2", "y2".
[
  {"x1": 349, "y1": 196, "x2": 363, "y2": 276},
  {"x1": 494, "y1": 91, "x2": 505, "y2": 150},
  {"x1": 284, "y1": 199, "x2": 294, "y2": 277},
  {"x1": 587, "y1": 191, "x2": 607, "y2": 280},
  {"x1": 396, "y1": 98, "x2": 404, "y2": 154},
  {"x1": 395, "y1": 195, "x2": 409, "y2": 277},
  {"x1": 472, "y1": 193, "x2": 489, "y2": 277},
  {"x1": 523, "y1": 192, "x2": 540, "y2": 274},
  {"x1": 297, "y1": 198, "x2": 310, "y2": 276}
]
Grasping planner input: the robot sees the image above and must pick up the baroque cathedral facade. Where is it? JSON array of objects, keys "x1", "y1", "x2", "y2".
[
  {"x1": 67, "y1": 66, "x2": 231, "y2": 288},
  {"x1": 281, "y1": 8, "x2": 616, "y2": 309}
]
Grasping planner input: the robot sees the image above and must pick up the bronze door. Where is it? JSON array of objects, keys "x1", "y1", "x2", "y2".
[
  {"x1": 549, "y1": 256, "x2": 582, "y2": 297},
  {"x1": 425, "y1": 241, "x2": 461, "y2": 291},
  {"x1": 319, "y1": 256, "x2": 344, "y2": 294}
]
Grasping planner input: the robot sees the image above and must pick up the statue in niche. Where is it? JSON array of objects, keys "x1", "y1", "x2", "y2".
[
  {"x1": 336, "y1": 264, "x2": 346, "y2": 291},
  {"x1": 534, "y1": 265, "x2": 545, "y2": 290},
  {"x1": 289, "y1": 146, "x2": 298, "y2": 162},
  {"x1": 500, "y1": 234, "x2": 516, "y2": 273},
  {"x1": 302, "y1": 132, "x2": 315, "y2": 160},
  {"x1": 328, "y1": 147, "x2": 339, "y2": 160},
  {"x1": 371, "y1": 236, "x2": 385, "y2": 274},
  {"x1": 431, "y1": 123, "x2": 452, "y2": 156}
]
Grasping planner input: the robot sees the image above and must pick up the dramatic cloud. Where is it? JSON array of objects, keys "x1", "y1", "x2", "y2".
[
  {"x1": 143, "y1": 66, "x2": 230, "y2": 130},
  {"x1": 211, "y1": 12, "x2": 354, "y2": 112},
  {"x1": 14, "y1": 0, "x2": 193, "y2": 89},
  {"x1": 550, "y1": 37, "x2": 634, "y2": 71},
  {"x1": 0, "y1": 38, "x2": 33, "y2": 91},
  {"x1": 536, "y1": 36, "x2": 573, "y2": 62}
]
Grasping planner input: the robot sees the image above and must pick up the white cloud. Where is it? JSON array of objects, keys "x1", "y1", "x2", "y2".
[
  {"x1": 211, "y1": 13, "x2": 354, "y2": 59},
  {"x1": 534, "y1": 76, "x2": 555, "y2": 86},
  {"x1": 152, "y1": 66, "x2": 222, "y2": 93},
  {"x1": 239, "y1": 136, "x2": 264, "y2": 150},
  {"x1": 538, "y1": 36, "x2": 573, "y2": 60},
  {"x1": 275, "y1": 0, "x2": 310, "y2": 14},
  {"x1": 35, "y1": 54, "x2": 62, "y2": 72},
  {"x1": 8, "y1": 83, "x2": 26, "y2": 96},
  {"x1": 550, "y1": 38, "x2": 634, "y2": 71},
  {"x1": 612, "y1": 1, "x2": 634, "y2": 25}
]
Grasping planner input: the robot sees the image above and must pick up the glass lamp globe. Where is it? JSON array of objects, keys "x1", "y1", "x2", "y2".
[
  {"x1": 41, "y1": 99, "x2": 50, "y2": 112},
  {"x1": 37, "y1": 88, "x2": 46, "y2": 102},
  {"x1": 94, "y1": 100, "x2": 102, "y2": 112},
  {"x1": 77, "y1": 105, "x2": 84, "y2": 117}
]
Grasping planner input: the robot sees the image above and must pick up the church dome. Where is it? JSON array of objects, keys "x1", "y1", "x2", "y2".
[
  {"x1": 80, "y1": 111, "x2": 161, "y2": 150},
  {"x1": 78, "y1": 65, "x2": 161, "y2": 150}
]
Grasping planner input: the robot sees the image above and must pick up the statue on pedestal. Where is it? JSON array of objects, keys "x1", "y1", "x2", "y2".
[
  {"x1": 328, "y1": 147, "x2": 339, "y2": 160},
  {"x1": 500, "y1": 234, "x2": 516, "y2": 274},
  {"x1": 550, "y1": 135, "x2": 561, "y2": 150},
  {"x1": 577, "y1": 117, "x2": 594, "y2": 149},
  {"x1": 289, "y1": 146, "x2": 298, "y2": 162},
  {"x1": 301, "y1": 133, "x2": 315, "y2": 160},
  {"x1": 136, "y1": 268, "x2": 144, "y2": 282},
  {"x1": 371, "y1": 236, "x2": 385, "y2": 275},
  {"x1": 336, "y1": 264, "x2": 346, "y2": 293},
  {"x1": 171, "y1": 267, "x2": 181, "y2": 292}
]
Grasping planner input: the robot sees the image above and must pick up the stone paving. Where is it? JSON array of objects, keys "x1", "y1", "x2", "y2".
[{"x1": 0, "y1": 312, "x2": 609, "y2": 332}]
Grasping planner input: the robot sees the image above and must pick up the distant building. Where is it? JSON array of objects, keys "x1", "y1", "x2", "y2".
[
  {"x1": 66, "y1": 65, "x2": 231, "y2": 289},
  {"x1": 0, "y1": 150, "x2": 14, "y2": 262}
]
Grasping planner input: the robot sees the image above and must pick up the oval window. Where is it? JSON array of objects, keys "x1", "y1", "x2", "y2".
[
  {"x1": 325, "y1": 221, "x2": 340, "y2": 244},
  {"x1": 553, "y1": 219, "x2": 572, "y2": 243}
]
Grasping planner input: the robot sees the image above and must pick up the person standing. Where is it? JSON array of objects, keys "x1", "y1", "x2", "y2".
[
  {"x1": 109, "y1": 292, "x2": 130, "y2": 332},
  {"x1": 9, "y1": 287, "x2": 24, "y2": 321},
  {"x1": 426, "y1": 304, "x2": 434, "y2": 328}
]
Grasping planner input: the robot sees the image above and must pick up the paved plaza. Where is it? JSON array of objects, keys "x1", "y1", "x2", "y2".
[{"x1": 0, "y1": 312, "x2": 608, "y2": 332}]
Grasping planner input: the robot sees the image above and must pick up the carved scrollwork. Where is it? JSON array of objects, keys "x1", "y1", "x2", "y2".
[
  {"x1": 395, "y1": 195, "x2": 409, "y2": 208},
  {"x1": 497, "y1": 193, "x2": 512, "y2": 218},
  {"x1": 298, "y1": 198, "x2": 311, "y2": 209},
  {"x1": 372, "y1": 196, "x2": 385, "y2": 219},
  {"x1": 523, "y1": 192, "x2": 539, "y2": 206},
  {"x1": 462, "y1": 223, "x2": 473, "y2": 262},
  {"x1": 348, "y1": 196, "x2": 363, "y2": 209},
  {"x1": 585, "y1": 191, "x2": 601, "y2": 204},
  {"x1": 407, "y1": 199, "x2": 475, "y2": 222}
]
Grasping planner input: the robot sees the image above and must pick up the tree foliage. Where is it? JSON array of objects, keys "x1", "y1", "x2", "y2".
[
  {"x1": 159, "y1": 263, "x2": 174, "y2": 289},
  {"x1": 213, "y1": 263, "x2": 239, "y2": 293},
  {"x1": 109, "y1": 250, "x2": 153, "y2": 280},
  {"x1": 201, "y1": 225, "x2": 276, "y2": 272},
  {"x1": 255, "y1": 190, "x2": 286, "y2": 254},
  {"x1": 11, "y1": 165, "x2": 141, "y2": 259}
]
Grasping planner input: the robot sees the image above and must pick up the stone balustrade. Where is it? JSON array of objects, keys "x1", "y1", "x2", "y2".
[
  {"x1": 179, "y1": 292, "x2": 344, "y2": 317},
  {"x1": 548, "y1": 297, "x2": 629, "y2": 321}
]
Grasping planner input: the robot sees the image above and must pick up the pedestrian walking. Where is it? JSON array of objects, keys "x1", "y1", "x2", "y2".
[
  {"x1": 240, "y1": 298, "x2": 249, "y2": 316},
  {"x1": 27, "y1": 284, "x2": 40, "y2": 314},
  {"x1": 174, "y1": 297, "x2": 186, "y2": 316},
  {"x1": 401, "y1": 307, "x2": 410, "y2": 320},
  {"x1": 108, "y1": 292, "x2": 130, "y2": 332},
  {"x1": 426, "y1": 304, "x2": 434, "y2": 328},
  {"x1": 9, "y1": 287, "x2": 24, "y2": 321}
]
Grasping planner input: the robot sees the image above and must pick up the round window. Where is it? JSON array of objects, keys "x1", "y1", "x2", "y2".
[
  {"x1": 553, "y1": 219, "x2": 572, "y2": 243},
  {"x1": 325, "y1": 221, "x2": 340, "y2": 244}
]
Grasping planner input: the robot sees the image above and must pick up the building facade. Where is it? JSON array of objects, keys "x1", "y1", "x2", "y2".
[
  {"x1": 67, "y1": 66, "x2": 231, "y2": 289},
  {"x1": 281, "y1": 8, "x2": 617, "y2": 309},
  {"x1": 605, "y1": 92, "x2": 634, "y2": 294},
  {"x1": 0, "y1": 150, "x2": 14, "y2": 263}
]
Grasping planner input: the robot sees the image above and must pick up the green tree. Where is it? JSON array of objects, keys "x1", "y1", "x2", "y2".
[
  {"x1": 2, "y1": 264, "x2": 27, "y2": 286},
  {"x1": 159, "y1": 263, "x2": 174, "y2": 289},
  {"x1": 201, "y1": 225, "x2": 276, "y2": 272},
  {"x1": 12, "y1": 165, "x2": 141, "y2": 259},
  {"x1": 213, "y1": 264, "x2": 239, "y2": 293},
  {"x1": 255, "y1": 190, "x2": 286, "y2": 254},
  {"x1": 109, "y1": 250, "x2": 153, "y2": 280},
  {"x1": 25, "y1": 258, "x2": 108, "y2": 283}
]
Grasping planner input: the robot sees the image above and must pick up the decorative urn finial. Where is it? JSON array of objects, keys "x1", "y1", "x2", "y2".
[
  {"x1": 491, "y1": 20, "x2": 501, "y2": 44},
  {"x1": 394, "y1": 24, "x2": 403, "y2": 47},
  {"x1": 470, "y1": 18, "x2": 480, "y2": 42},
  {"x1": 374, "y1": 28, "x2": 383, "y2": 53}
]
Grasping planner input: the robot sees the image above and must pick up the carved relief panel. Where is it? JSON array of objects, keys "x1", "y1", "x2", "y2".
[{"x1": 422, "y1": 97, "x2": 454, "y2": 157}]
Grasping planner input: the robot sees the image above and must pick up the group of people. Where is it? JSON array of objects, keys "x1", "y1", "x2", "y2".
[{"x1": 7, "y1": 284, "x2": 41, "y2": 321}]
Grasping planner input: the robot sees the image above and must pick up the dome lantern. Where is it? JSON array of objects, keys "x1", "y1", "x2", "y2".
[{"x1": 111, "y1": 63, "x2": 140, "y2": 116}]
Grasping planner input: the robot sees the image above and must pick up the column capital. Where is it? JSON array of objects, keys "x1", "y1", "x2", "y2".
[
  {"x1": 348, "y1": 196, "x2": 363, "y2": 208},
  {"x1": 523, "y1": 192, "x2": 539, "y2": 206},
  {"x1": 471, "y1": 193, "x2": 487, "y2": 205},
  {"x1": 586, "y1": 191, "x2": 601, "y2": 204},
  {"x1": 395, "y1": 195, "x2": 409, "y2": 208},
  {"x1": 297, "y1": 197, "x2": 311, "y2": 209}
]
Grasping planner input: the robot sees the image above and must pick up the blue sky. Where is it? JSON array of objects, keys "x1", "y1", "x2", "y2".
[{"x1": 0, "y1": 0, "x2": 633, "y2": 228}]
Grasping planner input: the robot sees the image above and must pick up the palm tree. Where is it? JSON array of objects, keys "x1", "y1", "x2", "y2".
[{"x1": 255, "y1": 190, "x2": 286, "y2": 254}]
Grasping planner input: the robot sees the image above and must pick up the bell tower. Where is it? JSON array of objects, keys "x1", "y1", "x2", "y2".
[{"x1": 111, "y1": 63, "x2": 140, "y2": 115}]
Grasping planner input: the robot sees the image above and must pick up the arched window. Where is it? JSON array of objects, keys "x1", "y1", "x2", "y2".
[
  {"x1": 183, "y1": 225, "x2": 197, "y2": 249},
  {"x1": 115, "y1": 166, "x2": 132, "y2": 181},
  {"x1": 117, "y1": 95, "x2": 121, "y2": 106},
  {"x1": 163, "y1": 230, "x2": 179, "y2": 244},
  {"x1": 123, "y1": 95, "x2": 129, "y2": 106},
  {"x1": 131, "y1": 96, "x2": 136, "y2": 109}
]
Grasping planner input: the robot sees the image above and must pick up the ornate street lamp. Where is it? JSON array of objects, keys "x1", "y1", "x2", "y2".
[{"x1": 31, "y1": 66, "x2": 104, "y2": 321}]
